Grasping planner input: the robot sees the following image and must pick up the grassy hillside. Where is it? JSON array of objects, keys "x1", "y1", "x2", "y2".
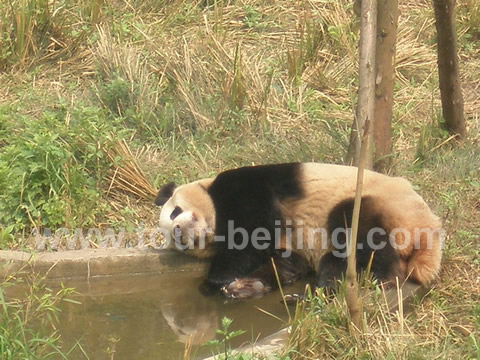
[{"x1": 0, "y1": 0, "x2": 479, "y2": 358}]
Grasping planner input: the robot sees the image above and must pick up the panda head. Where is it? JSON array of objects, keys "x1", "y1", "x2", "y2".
[{"x1": 155, "y1": 178, "x2": 216, "y2": 258}]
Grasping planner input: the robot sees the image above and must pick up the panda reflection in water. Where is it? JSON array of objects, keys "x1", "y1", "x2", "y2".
[{"x1": 155, "y1": 163, "x2": 443, "y2": 299}]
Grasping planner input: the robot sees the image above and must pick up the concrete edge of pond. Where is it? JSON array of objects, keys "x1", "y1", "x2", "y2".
[
  {"x1": 202, "y1": 327, "x2": 290, "y2": 360},
  {"x1": 0, "y1": 248, "x2": 208, "y2": 279}
]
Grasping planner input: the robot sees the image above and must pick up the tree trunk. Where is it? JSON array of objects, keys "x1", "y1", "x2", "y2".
[
  {"x1": 347, "y1": 0, "x2": 376, "y2": 169},
  {"x1": 374, "y1": 0, "x2": 398, "y2": 172},
  {"x1": 432, "y1": 0, "x2": 466, "y2": 138}
]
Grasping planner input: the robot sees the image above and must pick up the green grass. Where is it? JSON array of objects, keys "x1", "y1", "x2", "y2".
[{"x1": 0, "y1": 0, "x2": 479, "y2": 358}]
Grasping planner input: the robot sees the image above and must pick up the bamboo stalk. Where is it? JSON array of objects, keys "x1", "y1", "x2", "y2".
[{"x1": 345, "y1": 0, "x2": 378, "y2": 332}]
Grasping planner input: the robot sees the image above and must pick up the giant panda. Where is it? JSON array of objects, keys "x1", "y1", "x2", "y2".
[{"x1": 155, "y1": 163, "x2": 443, "y2": 299}]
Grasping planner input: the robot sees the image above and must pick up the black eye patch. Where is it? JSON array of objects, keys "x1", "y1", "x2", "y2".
[{"x1": 170, "y1": 206, "x2": 183, "y2": 220}]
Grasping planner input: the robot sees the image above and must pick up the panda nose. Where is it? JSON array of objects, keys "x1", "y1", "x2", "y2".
[{"x1": 174, "y1": 225, "x2": 182, "y2": 236}]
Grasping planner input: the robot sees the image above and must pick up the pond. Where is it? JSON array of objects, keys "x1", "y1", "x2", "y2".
[
  {"x1": 54, "y1": 271, "x2": 306, "y2": 360},
  {"x1": 2, "y1": 248, "x2": 421, "y2": 359}
]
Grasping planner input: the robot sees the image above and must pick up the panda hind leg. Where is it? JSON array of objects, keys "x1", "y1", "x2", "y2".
[
  {"x1": 316, "y1": 252, "x2": 347, "y2": 291},
  {"x1": 318, "y1": 195, "x2": 410, "y2": 292},
  {"x1": 358, "y1": 232, "x2": 406, "y2": 287},
  {"x1": 315, "y1": 232, "x2": 406, "y2": 292}
]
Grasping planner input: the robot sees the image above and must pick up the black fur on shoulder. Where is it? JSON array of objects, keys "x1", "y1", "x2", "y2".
[
  {"x1": 318, "y1": 196, "x2": 404, "y2": 289},
  {"x1": 205, "y1": 163, "x2": 304, "y2": 288},
  {"x1": 155, "y1": 182, "x2": 176, "y2": 206},
  {"x1": 208, "y1": 163, "x2": 303, "y2": 236}
]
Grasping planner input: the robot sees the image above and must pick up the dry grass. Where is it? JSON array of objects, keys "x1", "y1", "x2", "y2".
[
  {"x1": 1, "y1": 0, "x2": 479, "y2": 357},
  {"x1": 287, "y1": 286, "x2": 419, "y2": 359},
  {"x1": 105, "y1": 138, "x2": 157, "y2": 201}
]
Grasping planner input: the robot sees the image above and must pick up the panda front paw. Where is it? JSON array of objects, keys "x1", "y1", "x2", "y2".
[
  {"x1": 221, "y1": 278, "x2": 271, "y2": 299},
  {"x1": 283, "y1": 293, "x2": 304, "y2": 306}
]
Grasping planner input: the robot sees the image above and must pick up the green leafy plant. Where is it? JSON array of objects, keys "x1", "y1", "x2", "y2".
[
  {"x1": 0, "y1": 104, "x2": 119, "y2": 234},
  {"x1": 243, "y1": 5, "x2": 261, "y2": 29},
  {"x1": 0, "y1": 225, "x2": 15, "y2": 248},
  {"x1": 0, "y1": 275, "x2": 82, "y2": 359},
  {"x1": 207, "y1": 317, "x2": 246, "y2": 360}
]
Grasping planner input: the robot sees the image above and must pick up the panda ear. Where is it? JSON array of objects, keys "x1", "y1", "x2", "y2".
[{"x1": 154, "y1": 182, "x2": 176, "y2": 206}]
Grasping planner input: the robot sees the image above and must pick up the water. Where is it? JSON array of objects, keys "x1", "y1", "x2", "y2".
[{"x1": 54, "y1": 272, "x2": 307, "y2": 360}]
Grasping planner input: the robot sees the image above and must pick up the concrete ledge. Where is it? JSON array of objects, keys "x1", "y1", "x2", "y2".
[
  {"x1": 203, "y1": 327, "x2": 290, "y2": 360},
  {"x1": 0, "y1": 248, "x2": 208, "y2": 279}
]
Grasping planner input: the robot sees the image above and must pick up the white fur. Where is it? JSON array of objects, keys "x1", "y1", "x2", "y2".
[{"x1": 159, "y1": 178, "x2": 216, "y2": 258}]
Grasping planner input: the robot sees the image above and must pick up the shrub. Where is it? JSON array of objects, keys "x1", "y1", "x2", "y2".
[{"x1": 0, "y1": 104, "x2": 120, "y2": 235}]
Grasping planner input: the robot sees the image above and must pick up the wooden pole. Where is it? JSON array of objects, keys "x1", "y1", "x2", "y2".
[{"x1": 432, "y1": 0, "x2": 466, "y2": 138}]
